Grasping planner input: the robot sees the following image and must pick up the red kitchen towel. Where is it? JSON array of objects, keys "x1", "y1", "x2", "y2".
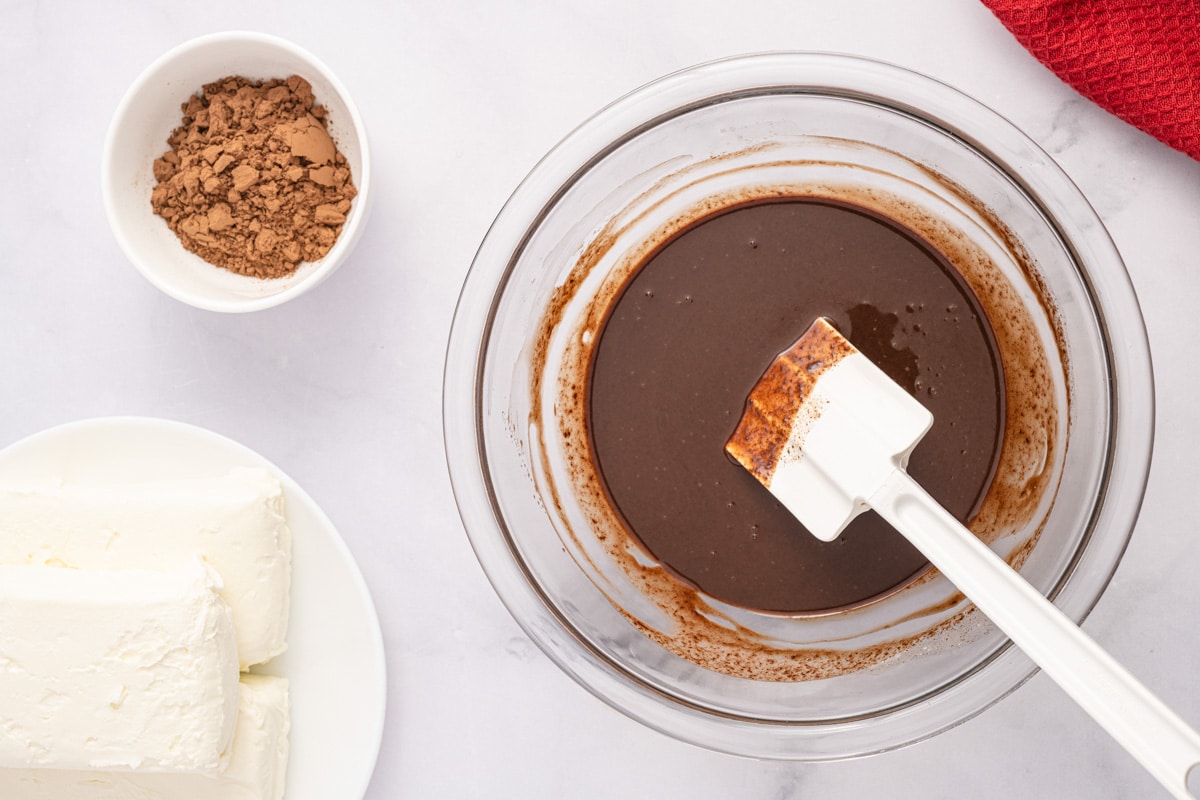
[{"x1": 982, "y1": 0, "x2": 1200, "y2": 161}]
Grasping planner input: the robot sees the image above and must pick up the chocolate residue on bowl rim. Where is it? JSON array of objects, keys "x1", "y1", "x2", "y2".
[{"x1": 525, "y1": 140, "x2": 1067, "y2": 683}]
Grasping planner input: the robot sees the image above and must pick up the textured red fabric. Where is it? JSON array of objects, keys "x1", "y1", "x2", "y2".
[{"x1": 982, "y1": 0, "x2": 1200, "y2": 161}]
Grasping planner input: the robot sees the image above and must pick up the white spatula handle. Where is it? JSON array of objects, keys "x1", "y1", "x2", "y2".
[{"x1": 872, "y1": 469, "x2": 1200, "y2": 800}]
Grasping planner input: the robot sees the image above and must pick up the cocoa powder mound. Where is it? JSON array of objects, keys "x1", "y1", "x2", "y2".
[{"x1": 150, "y1": 75, "x2": 357, "y2": 279}]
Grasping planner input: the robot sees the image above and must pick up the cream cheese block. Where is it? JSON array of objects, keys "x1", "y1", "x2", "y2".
[
  {"x1": 0, "y1": 467, "x2": 291, "y2": 669},
  {"x1": 0, "y1": 674, "x2": 290, "y2": 799},
  {"x1": 0, "y1": 562, "x2": 239, "y2": 773}
]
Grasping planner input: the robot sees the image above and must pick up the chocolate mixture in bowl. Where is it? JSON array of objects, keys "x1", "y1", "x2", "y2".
[{"x1": 588, "y1": 198, "x2": 1005, "y2": 613}]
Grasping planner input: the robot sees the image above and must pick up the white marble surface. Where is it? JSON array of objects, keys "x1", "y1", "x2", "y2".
[{"x1": 4, "y1": 1, "x2": 1200, "y2": 798}]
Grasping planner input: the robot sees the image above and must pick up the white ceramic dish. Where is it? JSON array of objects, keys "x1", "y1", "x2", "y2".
[
  {"x1": 0, "y1": 417, "x2": 386, "y2": 799},
  {"x1": 102, "y1": 31, "x2": 372, "y2": 312}
]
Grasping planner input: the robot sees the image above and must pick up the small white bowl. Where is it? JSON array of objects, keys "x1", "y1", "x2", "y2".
[{"x1": 102, "y1": 31, "x2": 371, "y2": 312}]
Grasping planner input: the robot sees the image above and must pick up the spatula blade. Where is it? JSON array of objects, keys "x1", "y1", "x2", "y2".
[{"x1": 725, "y1": 317, "x2": 934, "y2": 541}]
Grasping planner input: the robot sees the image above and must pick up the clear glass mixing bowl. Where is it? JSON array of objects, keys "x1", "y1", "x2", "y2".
[{"x1": 444, "y1": 53, "x2": 1152, "y2": 759}]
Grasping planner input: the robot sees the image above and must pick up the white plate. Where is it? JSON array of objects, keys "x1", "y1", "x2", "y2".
[{"x1": 0, "y1": 416, "x2": 386, "y2": 799}]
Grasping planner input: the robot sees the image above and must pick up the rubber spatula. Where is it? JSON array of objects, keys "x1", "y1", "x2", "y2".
[{"x1": 725, "y1": 317, "x2": 1200, "y2": 800}]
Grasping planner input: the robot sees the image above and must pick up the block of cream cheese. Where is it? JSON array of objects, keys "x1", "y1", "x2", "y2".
[
  {"x1": 0, "y1": 674, "x2": 290, "y2": 799},
  {"x1": 0, "y1": 562, "x2": 239, "y2": 773},
  {"x1": 0, "y1": 467, "x2": 291, "y2": 668}
]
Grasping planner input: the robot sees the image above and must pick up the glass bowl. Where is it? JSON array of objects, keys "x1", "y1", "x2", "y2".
[{"x1": 444, "y1": 53, "x2": 1152, "y2": 759}]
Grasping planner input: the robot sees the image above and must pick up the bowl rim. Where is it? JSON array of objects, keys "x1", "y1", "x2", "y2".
[
  {"x1": 443, "y1": 51, "x2": 1154, "y2": 759},
  {"x1": 101, "y1": 30, "x2": 372, "y2": 313}
]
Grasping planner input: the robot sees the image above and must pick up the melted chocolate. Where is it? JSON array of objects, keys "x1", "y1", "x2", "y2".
[{"x1": 587, "y1": 199, "x2": 1005, "y2": 612}]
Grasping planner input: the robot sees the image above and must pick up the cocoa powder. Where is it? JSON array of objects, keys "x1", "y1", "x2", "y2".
[{"x1": 150, "y1": 75, "x2": 357, "y2": 279}]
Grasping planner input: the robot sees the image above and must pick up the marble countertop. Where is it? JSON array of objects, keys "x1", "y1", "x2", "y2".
[{"x1": 5, "y1": 1, "x2": 1199, "y2": 797}]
